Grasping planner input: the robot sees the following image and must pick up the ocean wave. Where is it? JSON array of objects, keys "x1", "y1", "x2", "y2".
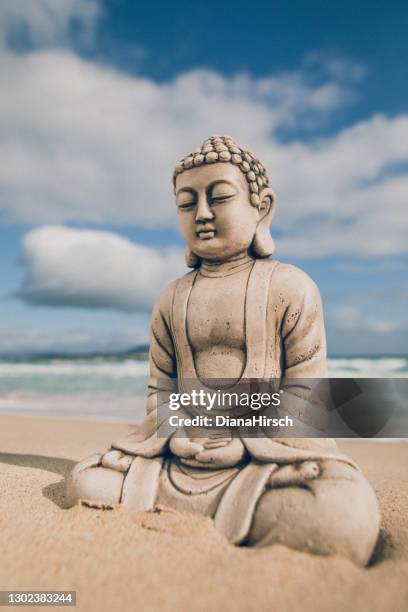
[
  {"x1": 0, "y1": 357, "x2": 406, "y2": 378},
  {"x1": 0, "y1": 359, "x2": 149, "y2": 377},
  {"x1": 0, "y1": 356, "x2": 407, "y2": 420},
  {"x1": 328, "y1": 357, "x2": 408, "y2": 378}
]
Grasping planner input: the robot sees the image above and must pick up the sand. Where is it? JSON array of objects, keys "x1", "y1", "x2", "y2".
[{"x1": 0, "y1": 414, "x2": 407, "y2": 612}]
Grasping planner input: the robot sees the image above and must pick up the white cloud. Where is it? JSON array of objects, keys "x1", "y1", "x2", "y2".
[
  {"x1": 0, "y1": 2, "x2": 407, "y2": 258},
  {"x1": 273, "y1": 115, "x2": 408, "y2": 256},
  {"x1": 17, "y1": 226, "x2": 186, "y2": 312},
  {"x1": 0, "y1": 50, "x2": 357, "y2": 229},
  {"x1": 0, "y1": 0, "x2": 99, "y2": 49},
  {"x1": 329, "y1": 305, "x2": 398, "y2": 334}
]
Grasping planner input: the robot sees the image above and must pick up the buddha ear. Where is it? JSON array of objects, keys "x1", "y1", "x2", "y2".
[
  {"x1": 251, "y1": 188, "x2": 276, "y2": 258},
  {"x1": 185, "y1": 246, "x2": 201, "y2": 268}
]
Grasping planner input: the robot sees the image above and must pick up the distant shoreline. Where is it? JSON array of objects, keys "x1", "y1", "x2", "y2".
[
  {"x1": 0, "y1": 348, "x2": 150, "y2": 362},
  {"x1": 0, "y1": 351, "x2": 406, "y2": 362}
]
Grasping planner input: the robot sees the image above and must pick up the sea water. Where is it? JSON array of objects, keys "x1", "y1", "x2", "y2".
[{"x1": 0, "y1": 356, "x2": 406, "y2": 422}]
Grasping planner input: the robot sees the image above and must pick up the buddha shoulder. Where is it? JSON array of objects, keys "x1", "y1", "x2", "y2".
[
  {"x1": 267, "y1": 260, "x2": 322, "y2": 317},
  {"x1": 150, "y1": 279, "x2": 178, "y2": 328},
  {"x1": 150, "y1": 271, "x2": 195, "y2": 322}
]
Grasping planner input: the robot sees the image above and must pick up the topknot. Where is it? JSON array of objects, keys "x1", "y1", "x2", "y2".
[{"x1": 173, "y1": 135, "x2": 270, "y2": 206}]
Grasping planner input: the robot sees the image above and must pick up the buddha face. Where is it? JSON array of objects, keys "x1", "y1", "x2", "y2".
[{"x1": 175, "y1": 163, "x2": 270, "y2": 262}]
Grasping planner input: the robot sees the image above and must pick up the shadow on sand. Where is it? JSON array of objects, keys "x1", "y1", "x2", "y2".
[
  {"x1": 0, "y1": 452, "x2": 394, "y2": 566},
  {"x1": 0, "y1": 452, "x2": 75, "y2": 509},
  {"x1": 368, "y1": 529, "x2": 394, "y2": 566}
]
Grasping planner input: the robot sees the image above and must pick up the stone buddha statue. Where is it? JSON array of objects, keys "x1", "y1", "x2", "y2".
[{"x1": 67, "y1": 135, "x2": 380, "y2": 565}]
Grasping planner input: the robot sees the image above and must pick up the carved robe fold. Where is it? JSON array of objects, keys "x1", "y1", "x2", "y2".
[{"x1": 110, "y1": 260, "x2": 361, "y2": 544}]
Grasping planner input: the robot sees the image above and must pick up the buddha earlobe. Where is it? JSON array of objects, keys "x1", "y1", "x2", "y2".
[
  {"x1": 251, "y1": 189, "x2": 276, "y2": 258},
  {"x1": 185, "y1": 246, "x2": 201, "y2": 268}
]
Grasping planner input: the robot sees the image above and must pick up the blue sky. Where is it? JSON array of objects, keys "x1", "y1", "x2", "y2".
[{"x1": 0, "y1": 0, "x2": 407, "y2": 356}]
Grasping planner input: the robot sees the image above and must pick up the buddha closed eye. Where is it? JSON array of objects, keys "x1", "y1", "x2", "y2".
[{"x1": 209, "y1": 182, "x2": 237, "y2": 205}]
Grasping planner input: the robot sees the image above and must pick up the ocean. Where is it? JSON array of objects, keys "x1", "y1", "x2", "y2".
[{"x1": 0, "y1": 356, "x2": 407, "y2": 422}]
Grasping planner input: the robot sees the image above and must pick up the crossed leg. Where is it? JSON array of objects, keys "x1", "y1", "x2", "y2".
[
  {"x1": 66, "y1": 454, "x2": 125, "y2": 508},
  {"x1": 248, "y1": 459, "x2": 380, "y2": 566},
  {"x1": 66, "y1": 456, "x2": 380, "y2": 565}
]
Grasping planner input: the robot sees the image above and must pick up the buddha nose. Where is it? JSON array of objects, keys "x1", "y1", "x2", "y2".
[{"x1": 195, "y1": 195, "x2": 215, "y2": 224}]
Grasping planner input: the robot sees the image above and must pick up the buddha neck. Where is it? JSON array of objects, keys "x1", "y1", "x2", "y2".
[{"x1": 199, "y1": 252, "x2": 254, "y2": 278}]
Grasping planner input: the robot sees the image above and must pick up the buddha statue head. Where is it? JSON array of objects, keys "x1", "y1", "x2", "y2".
[{"x1": 173, "y1": 135, "x2": 276, "y2": 268}]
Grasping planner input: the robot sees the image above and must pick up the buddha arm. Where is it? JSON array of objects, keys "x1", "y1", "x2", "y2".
[
  {"x1": 242, "y1": 264, "x2": 337, "y2": 461},
  {"x1": 147, "y1": 280, "x2": 178, "y2": 415},
  {"x1": 277, "y1": 263, "x2": 329, "y2": 433},
  {"x1": 279, "y1": 263, "x2": 328, "y2": 378},
  {"x1": 111, "y1": 281, "x2": 179, "y2": 457}
]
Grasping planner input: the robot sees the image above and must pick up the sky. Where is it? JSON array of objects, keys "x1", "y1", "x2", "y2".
[{"x1": 0, "y1": 0, "x2": 407, "y2": 356}]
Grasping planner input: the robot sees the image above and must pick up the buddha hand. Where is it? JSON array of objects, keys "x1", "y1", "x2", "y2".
[
  {"x1": 100, "y1": 449, "x2": 134, "y2": 472},
  {"x1": 170, "y1": 430, "x2": 246, "y2": 467},
  {"x1": 195, "y1": 437, "x2": 247, "y2": 467},
  {"x1": 169, "y1": 434, "x2": 206, "y2": 459},
  {"x1": 267, "y1": 461, "x2": 320, "y2": 487}
]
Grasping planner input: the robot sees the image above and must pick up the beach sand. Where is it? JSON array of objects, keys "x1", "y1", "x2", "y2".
[{"x1": 0, "y1": 414, "x2": 407, "y2": 612}]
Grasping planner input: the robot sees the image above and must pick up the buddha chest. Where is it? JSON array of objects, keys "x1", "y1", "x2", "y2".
[{"x1": 186, "y1": 269, "x2": 250, "y2": 379}]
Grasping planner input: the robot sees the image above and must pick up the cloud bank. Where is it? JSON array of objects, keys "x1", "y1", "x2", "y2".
[
  {"x1": 17, "y1": 226, "x2": 185, "y2": 312},
  {"x1": 1, "y1": 1, "x2": 407, "y2": 258},
  {"x1": 0, "y1": 0, "x2": 99, "y2": 49}
]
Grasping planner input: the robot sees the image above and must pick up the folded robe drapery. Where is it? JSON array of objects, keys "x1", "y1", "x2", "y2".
[
  {"x1": 110, "y1": 260, "x2": 359, "y2": 542},
  {"x1": 112, "y1": 259, "x2": 355, "y2": 467}
]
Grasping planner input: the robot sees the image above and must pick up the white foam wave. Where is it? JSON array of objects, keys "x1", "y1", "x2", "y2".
[
  {"x1": 0, "y1": 359, "x2": 149, "y2": 378},
  {"x1": 328, "y1": 358, "x2": 408, "y2": 378},
  {"x1": 0, "y1": 357, "x2": 406, "y2": 379}
]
